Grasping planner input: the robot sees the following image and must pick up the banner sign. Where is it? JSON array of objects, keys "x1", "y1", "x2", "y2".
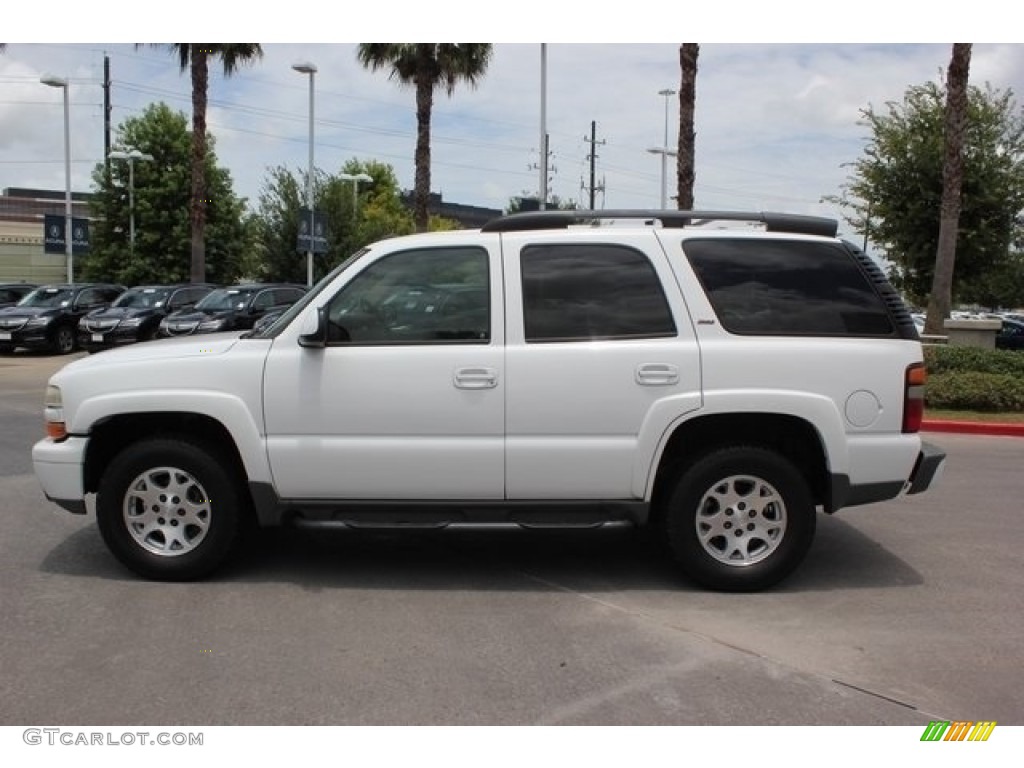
[
  {"x1": 296, "y1": 209, "x2": 328, "y2": 254},
  {"x1": 43, "y1": 214, "x2": 90, "y2": 255}
]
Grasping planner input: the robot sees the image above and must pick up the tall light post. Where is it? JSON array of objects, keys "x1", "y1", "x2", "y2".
[
  {"x1": 339, "y1": 173, "x2": 373, "y2": 216},
  {"x1": 293, "y1": 61, "x2": 317, "y2": 287},
  {"x1": 646, "y1": 88, "x2": 677, "y2": 210},
  {"x1": 40, "y1": 74, "x2": 73, "y2": 283},
  {"x1": 108, "y1": 148, "x2": 154, "y2": 258}
]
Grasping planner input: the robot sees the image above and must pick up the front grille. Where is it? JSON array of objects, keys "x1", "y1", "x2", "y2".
[
  {"x1": 84, "y1": 318, "x2": 118, "y2": 332},
  {"x1": 165, "y1": 321, "x2": 199, "y2": 335}
]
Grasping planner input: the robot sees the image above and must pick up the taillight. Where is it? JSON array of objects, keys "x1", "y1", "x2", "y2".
[{"x1": 903, "y1": 363, "x2": 926, "y2": 433}]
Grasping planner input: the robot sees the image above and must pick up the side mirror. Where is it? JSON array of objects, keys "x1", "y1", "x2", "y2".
[{"x1": 297, "y1": 307, "x2": 327, "y2": 348}]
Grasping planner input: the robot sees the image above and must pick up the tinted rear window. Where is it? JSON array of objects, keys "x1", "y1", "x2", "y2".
[
  {"x1": 521, "y1": 244, "x2": 676, "y2": 342},
  {"x1": 683, "y1": 239, "x2": 894, "y2": 336}
]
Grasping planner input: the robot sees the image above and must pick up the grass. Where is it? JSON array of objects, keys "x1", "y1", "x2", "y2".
[{"x1": 925, "y1": 409, "x2": 1024, "y2": 423}]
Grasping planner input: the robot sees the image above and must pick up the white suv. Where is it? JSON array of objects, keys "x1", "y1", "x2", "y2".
[{"x1": 32, "y1": 210, "x2": 945, "y2": 591}]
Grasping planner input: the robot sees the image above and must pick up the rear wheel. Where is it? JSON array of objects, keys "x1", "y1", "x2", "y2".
[
  {"x1": 663, "y1": 446, "x2": 816, "y2": 592},
  {"x1": 96, "y1": 438, "x2": 246, "y2": 580}
]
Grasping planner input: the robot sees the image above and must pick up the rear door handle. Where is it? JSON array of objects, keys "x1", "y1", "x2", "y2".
[
  {"x1": 635, "y1": 363, "x2": 679, "y2": 386},
  {"x1": 454, "y1": 367, "x2": 498, "y2": 389}
]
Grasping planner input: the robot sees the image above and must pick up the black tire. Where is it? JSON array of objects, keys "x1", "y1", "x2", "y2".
[
  {"x1": 96, "y1": 438, "x2": 246, "y2": 581},
  {"x1": 0, "y1": 343, "x2": 14, "y2": 355},
  {"x1": 52, "y1": 324, "x2": 76, "y2": 354},
  {"x1": 663, "y1": 446, "x2": 816, "y2": 592}
]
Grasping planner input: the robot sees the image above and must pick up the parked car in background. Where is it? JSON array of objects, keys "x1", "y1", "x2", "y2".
[
  {"x1": 996, "y1": 318, "x2": 1024, "y2": 351},
  {"x1": 158, "y1": 283, "x2": 307, "y2": 337},
  {"x1": 0, "y1": 283, "x2": 123, "y2": 354},
  {"x1": 0, "y1": 283, "x2": 37, "y2": 309},
  {"x1": 79, "y1": 283, "x2": 216, "y2": 352}
]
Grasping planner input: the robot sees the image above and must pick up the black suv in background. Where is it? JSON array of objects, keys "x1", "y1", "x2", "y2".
[
  {"x1": 158, "y1": 283, "x2": 307, "y2": 337},
  {"x1": 79, "y1": 284, "x2": 216, "y2": 352},
  {"x1": 0, "y1": 283, "x2": 124, "y2": 354},
  {"x1": 0, "y1": 283, "x2": 37, "y2": 309}
]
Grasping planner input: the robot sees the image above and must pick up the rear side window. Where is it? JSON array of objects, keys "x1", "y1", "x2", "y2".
[
  {"x1": 521, "y1": 244, "x2": 676, "y2": 342},
  {"x1": 684, "y1": 239, "x2": 894, "y2": 336}
]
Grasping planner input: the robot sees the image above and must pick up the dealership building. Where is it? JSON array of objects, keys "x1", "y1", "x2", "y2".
[{"x1": 0, "y1": 187, "x2": 92, "y2": 284}]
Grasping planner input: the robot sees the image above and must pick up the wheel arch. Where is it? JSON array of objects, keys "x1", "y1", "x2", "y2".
[
  {"x1": 83, "y1": 412, "x2": 250, "y2": 501},
  {"x1": 648, "y1": 412, "x2": 832, "y2": 527}
]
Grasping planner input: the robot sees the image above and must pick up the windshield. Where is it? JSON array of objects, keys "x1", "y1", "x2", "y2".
[
  {"x1": 18, "y1": 287, "x2": 73, "y2": 308},
  {"x1": 245, "y1": 248, "x2": 368, "y2": 339},
  {"x1": 195, "y1": 288, "x2": 256, "y2": 312},
  {"x1": 113, "y1": 287, "x2": 171, "y2": 309}
]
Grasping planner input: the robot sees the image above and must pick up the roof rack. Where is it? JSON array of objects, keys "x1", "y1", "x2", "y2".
[{"x1": 480, "y1": 209, "x2": 838, "y2": 238}]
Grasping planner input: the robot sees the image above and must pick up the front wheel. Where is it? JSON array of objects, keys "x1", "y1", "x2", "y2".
[
  {"x1": 96, "y1": 438, "x2": 245, "y2": 580},
  {"x1": 52, "y1": 324, "x2": 76, "y2": 354},
  {"x1": 663, "y1": 446, "x2": 816, "y2": 592}
]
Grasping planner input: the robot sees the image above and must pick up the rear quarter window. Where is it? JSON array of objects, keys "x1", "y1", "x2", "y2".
[{"x1": 683, "y1": 238, "x2": 894, "y2": 337}]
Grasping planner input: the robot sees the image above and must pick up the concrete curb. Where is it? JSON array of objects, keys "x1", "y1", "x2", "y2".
[{"x1": 922, "y1": 420, "x2": 1024, "y2": 438}]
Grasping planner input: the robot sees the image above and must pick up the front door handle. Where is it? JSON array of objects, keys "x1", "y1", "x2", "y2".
[
  {"x1": 635, "y1": 363, "x2": 679, "y2": 386},
  {"x1": 454, "y1": 367, "x2": 498, "y2": 389}
]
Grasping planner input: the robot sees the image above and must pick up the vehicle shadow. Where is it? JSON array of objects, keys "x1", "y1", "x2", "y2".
[{"x1": 39, "y1": 512, "x2": 923, "y2": 593}]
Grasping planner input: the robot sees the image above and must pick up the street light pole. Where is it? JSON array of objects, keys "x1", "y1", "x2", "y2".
[
  {"x1": 108, "y1": 149, "x2": 153, "y2": 258},
  {"x1": 646, "y1": 88, "x2": 677, "y2": 210},
  {"x1": 41, "y1": 75, "x2": 72, "y2": 283},
  {"x1": 339, "y1": 173, "x2": 373, "y2": 216},
  {"x1": 293, "y1": 62, "x2": 317, "y2": 288}
]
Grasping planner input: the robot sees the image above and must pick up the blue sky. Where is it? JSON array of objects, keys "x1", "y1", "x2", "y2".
[{"x1": 3, "y1": 7, "x2": 1022, "y2": 243}]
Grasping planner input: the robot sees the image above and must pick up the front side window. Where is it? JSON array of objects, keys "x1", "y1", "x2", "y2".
[
  {"x1": 521, "y1": 244, "x2": 676, "y2": 342},
  {"x1": 684, "y1": 239, "x2": 895, "y2": 337},
  {"x1": 326, "y1": 247, "x2": 490, "y2": 344},
  {"x1": 252, "y1": 290, "x2": 276, "y2": 311},
  {"x1": 75, "y1": 288, "x2": 105, "y2": 308}
]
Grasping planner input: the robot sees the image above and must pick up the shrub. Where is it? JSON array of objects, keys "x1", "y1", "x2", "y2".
[
  {"x1": 924, "y1": 345, "x2": 1024, "y2": 377},
  {"x1": 926, "y1": 371, "x2": 1024, "y2": 412}
]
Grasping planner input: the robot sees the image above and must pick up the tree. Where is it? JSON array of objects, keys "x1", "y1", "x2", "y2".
[
  {"x1": 146, "y1": 44, "x2": 263, "y2": 282},
  {"x1": 505, "y1": 195, "x2": 577, "y2": 214},
  {"x1": 924, "y1": 44, "x2": 972, "y2": 335},
  {"x1": 86, "y1": 103, "x2": 253, "y2": 285},
  {"x1": 253, "y1": 160, "x2": 414, "y2": 283},
  {"x1": 356, "y1": 44, "x2": 493, "y2": 232},
  {"x1": 677, "y1": 44, "x2": 699, "y2": 210},
  {"x1": 829, "y1": 79, "x2": 1024, "y2": 307}
]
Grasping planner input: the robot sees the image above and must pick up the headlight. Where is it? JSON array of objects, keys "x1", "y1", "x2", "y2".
[
  {"x1": 43, "y1": 385, "x2": 66, "y2": 440},
  {"x1": 26, "y1": 316, "x2": 51, "y2": 327},
  {"x1": 198, "y1": 319, "x2": 228, "y2": 331},
  {"x1": 119, "y1": 318, "x2": 143, "y2": 328}
]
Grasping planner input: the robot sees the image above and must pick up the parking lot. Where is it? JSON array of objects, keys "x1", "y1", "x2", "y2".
[{"x1": 1, "y1": 350, "x2": 1022, "y2": 726}]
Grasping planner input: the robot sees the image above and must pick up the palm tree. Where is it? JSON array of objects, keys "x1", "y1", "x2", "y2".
[
  {"x1": 146, "y1": 44, "x2": 263, "y2": 281},
  {"x1": 357, "y1": 44, "x2": 493, "y2": 232},
  {"x1": 925, "y1": 43, "x2": 972, "y2": 336},
  {"x1": 676, "y1": 44, "x2": 699, "y2": 210}
]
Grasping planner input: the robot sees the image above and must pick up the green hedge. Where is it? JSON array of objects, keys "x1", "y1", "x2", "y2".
[
  {"x1": 923, "y1": 346, "x2": 1024, "y2": 412},
  {"x1": 926, "y1": 371, "x2": 1024, "y2": 411},
  {"x1": 923, "y1": 345, "x2": 1024, "y2": 377}
]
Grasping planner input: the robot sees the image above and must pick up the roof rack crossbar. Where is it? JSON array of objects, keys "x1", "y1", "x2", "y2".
[{"x1": 480, "y1": 209, "x2": 838, "y2": 238}]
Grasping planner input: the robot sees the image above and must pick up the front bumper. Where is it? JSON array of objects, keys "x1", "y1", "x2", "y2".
[
  {"x1": 0, "y1": 327, "x2": 52, "y2": 348},
  {"x1": 32, "y1": 436, "x2": 89, "y2": 514},
  {"x1": 906, "y1": 441, "x2": 947, "y2": 495},
  {"x1": 79, "y1": 328, "x2": 143, "y2": 350}
]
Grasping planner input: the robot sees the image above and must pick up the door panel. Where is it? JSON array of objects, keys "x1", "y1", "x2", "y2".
[
  {"x1": 263, "y1": 242, "x2": 505, "y2": 501},
  {"x1": 501, "y1": 231, "x2": 702, "y2": 500}
]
